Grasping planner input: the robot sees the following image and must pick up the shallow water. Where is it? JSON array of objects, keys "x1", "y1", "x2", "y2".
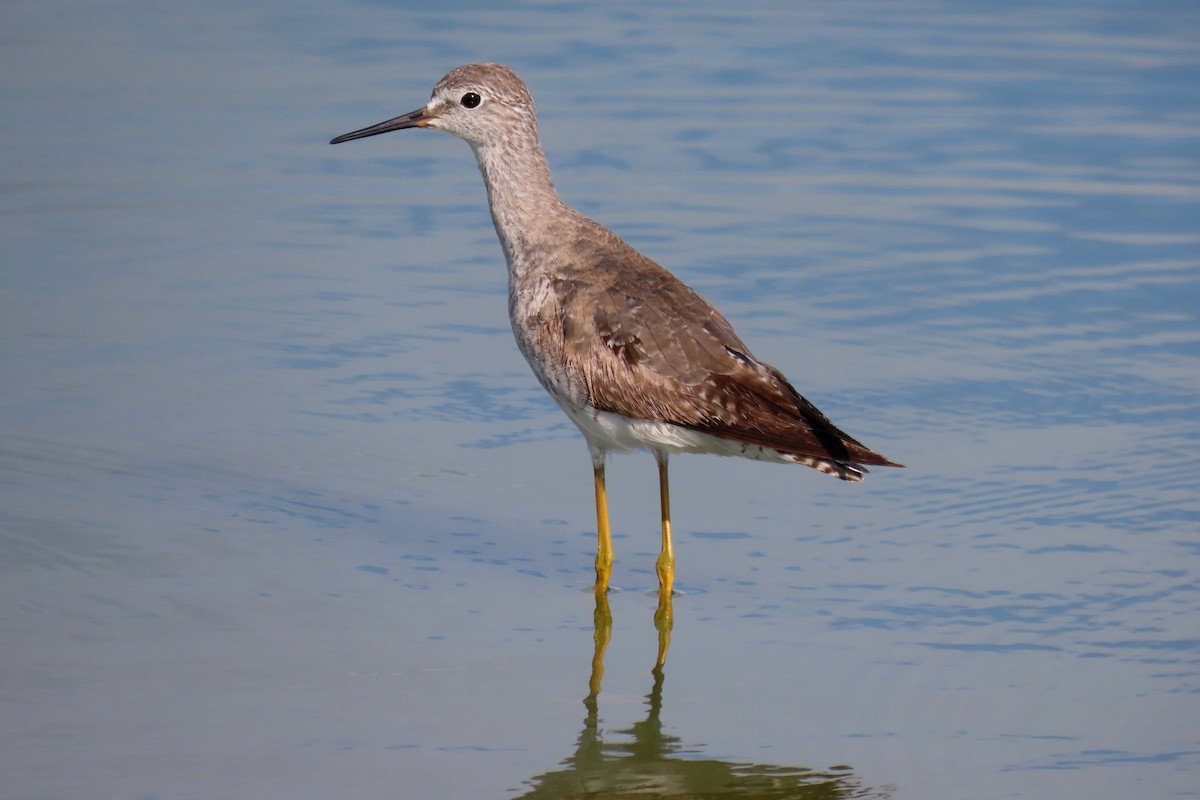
[{"x1": 2, "y1": 1, "x2": 1198, "y2": 798}]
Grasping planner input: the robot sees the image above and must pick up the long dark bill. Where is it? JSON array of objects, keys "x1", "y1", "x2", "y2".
[{"x1": 330, "y1": 107, "x2": 432, "y2": 145}]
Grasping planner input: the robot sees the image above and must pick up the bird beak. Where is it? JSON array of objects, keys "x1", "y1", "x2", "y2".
[{"x1": 330, "y1": 106, "x2": 433, "y2": 144}]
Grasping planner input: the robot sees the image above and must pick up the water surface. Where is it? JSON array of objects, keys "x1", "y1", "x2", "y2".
[{"x1": 2, "y1": 1, "x2": 1198, "y2": 798}]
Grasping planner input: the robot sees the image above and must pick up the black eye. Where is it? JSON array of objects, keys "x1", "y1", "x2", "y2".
[{"x1": 460, "y1": 92, "x2": 481, "y2": 109}]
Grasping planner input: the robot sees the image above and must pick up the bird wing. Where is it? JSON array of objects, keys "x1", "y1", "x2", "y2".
[{"x1": 556, "y1": 259, "x2": 894, "y2": 467}]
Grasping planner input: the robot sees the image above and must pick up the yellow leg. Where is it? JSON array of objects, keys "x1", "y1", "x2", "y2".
[
  {"x1": 654, "y1": 451, "x2": 674, "y2": 594},
  {"x1": 592, "y1": 452, "x2": 614, "y2": 592}
]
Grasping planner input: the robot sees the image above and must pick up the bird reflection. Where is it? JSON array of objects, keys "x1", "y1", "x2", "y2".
[{"x1": 512, "y1": 590, "x2": 889, "y2": 799}]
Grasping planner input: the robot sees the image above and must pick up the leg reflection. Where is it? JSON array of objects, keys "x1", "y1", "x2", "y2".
[
  {"x1": 584, "y1": 586, "x2": 673, "y2": 711},
  {"x1": 654, "y1": 587, "x2": 673, "y2": 668},
  {"x1": 586, "y1": 586, "x2": 612, "y2": 714},
  {"x1": 547, "y1": 589, "x2": 872, "y2": 799}
]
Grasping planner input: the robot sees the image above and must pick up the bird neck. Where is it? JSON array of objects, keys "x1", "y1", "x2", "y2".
[{"x1": 470, "y1": 132, "x2": 573, "y2": 280}]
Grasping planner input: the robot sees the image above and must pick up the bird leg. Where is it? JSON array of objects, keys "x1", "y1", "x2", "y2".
[
  {"x1": 591, "y1": 447, "x2": 614, "y2": 593},
  {"x1": 654, "y1": 450, "x2": 675, "y2": 594}
]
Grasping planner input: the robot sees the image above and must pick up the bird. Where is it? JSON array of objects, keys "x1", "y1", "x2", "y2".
[{"x1": 330, "y1": 63, "x2": 902, "y2": 596}]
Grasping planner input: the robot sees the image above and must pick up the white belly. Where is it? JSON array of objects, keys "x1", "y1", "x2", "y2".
[{"x1": 556, "y1": 398, "x2": 797, "y2": 463}]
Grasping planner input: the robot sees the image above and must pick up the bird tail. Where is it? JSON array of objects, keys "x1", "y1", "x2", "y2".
[{"x1": 789, "y1": 455, "x2": 868, "y2": 483}]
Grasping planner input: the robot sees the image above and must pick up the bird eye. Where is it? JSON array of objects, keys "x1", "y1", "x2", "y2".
[{"x1": 460, "y1": 92, "x2": 481, "y2": 109}]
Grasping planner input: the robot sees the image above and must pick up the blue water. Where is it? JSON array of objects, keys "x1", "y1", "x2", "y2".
[{"x1": 2, "y1": 1, "x2": 1198, "y2": 798}]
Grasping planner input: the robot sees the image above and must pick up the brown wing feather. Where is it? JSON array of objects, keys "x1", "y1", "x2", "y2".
[{"x1": 556, "y1": 244, "x2": 899, "y2": 468}]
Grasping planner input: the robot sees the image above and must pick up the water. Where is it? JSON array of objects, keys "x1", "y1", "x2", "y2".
[{"x1": 2, "y1": 1, "x2": 1198, "y2": 798}]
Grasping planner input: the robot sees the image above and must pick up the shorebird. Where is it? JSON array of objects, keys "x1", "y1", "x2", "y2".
[{"x1": 331, "y1": 63, "x2": 901, "y2": 595}]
